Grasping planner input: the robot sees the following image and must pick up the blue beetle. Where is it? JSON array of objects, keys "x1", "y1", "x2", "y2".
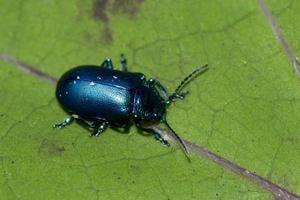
[{"x1": 54, "y1": 55, "x2": 208, "y2": 154}]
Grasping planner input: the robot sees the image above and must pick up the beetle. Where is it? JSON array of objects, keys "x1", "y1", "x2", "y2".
[{"x1": 54, "y1": 54, "x2": 208, "y2": 154}]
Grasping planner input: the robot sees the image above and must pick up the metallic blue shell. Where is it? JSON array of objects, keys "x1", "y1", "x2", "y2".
[{"x1": 56, "y1": 65, "x2": 145, "y2": 123}]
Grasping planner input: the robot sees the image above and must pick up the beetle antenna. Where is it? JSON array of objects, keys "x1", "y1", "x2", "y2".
[
  {"x1": 170, "y1": 64, "x2": 208, "y2": 100},
  {"x1": 163, "y1": 119, "x2": 190, "y2": 160}
]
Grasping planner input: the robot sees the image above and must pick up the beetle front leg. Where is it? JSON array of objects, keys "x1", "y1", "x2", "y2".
[
  {"x1": 147, "y1": 78, "x2": 188, "y2": 103},
  {"x1": 120, "y1": 54, "x2": 128, "y2": 72},
  {"x1": 147, "y1": 79, "x2": 169, "y2": 101},
  {"x1": 100, "y1": 58, "x2": 114, "y2": 69},
  {"x1": 135, "y1": 121, "x2": 170, "y2": 146},
  {"x1": 91, "y1": 122, "x2": 108, "y2": 136},
  {"x1": 168, "y1": 91, "x2": 189, "y2": 102},
  {"x1": 53, "y1": 117, "x2": 74, "y2": 129},
  {"x1": 154, "y1": 132, "x2": 170, "y2": 146}
]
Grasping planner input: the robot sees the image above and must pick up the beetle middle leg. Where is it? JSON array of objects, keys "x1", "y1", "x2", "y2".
[
  {"x1": 91, "y1": 121, "x2": 109, "y2": 136},
  {"x1": 100, "y1": 58, "x2": 114, "y2": 69},
  {"x1": 73, "y1": 115, "x2": 96, "y2": 130},
  {"x1": 71, "y1": 116, "x2": 109, "y2": 136}
]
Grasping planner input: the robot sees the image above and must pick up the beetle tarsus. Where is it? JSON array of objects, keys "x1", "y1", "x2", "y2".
[
  {"x1": 53, "y1": 117, "x2": 74, "y2": 129},
  {"x1": 90, "y1": 122, "x2": 108, "y2": 136},
  {"x1": 169, "y1": 91, "x2": 189, "y2": 102},
  {"x1": 120, "y1": 54, "x2": 128, "y2": 72},
  {"x1": 100, "y1": 58, "x2": 114, "y2": 69},
  {"x1": 154, "y1": 133, "x2": 170, "y2": 146}
]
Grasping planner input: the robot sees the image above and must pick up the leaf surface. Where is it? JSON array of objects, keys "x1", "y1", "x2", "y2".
[{"x1": 0, "y1": 0, "x2": 299, "y2": 199}]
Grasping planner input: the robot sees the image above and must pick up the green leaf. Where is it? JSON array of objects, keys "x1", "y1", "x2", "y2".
[{"x1": 0, "y1": 0, "x2": 299, "y2": 199}]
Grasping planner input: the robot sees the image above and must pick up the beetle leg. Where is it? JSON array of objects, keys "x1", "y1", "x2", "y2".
[
  {"x1": 154, "y1": 132, "x2": 170, "y2": 146},
  {"x1": 168, "y1": 91, "x2": 189, "y2": 102},
  {"x1": 74, "y1": 116, "x2": 95, "y2": 130},
  {"x1": 147, "y1": 79, "x2": 189, "y2": 102},
  {"x1": 120, "y1": 54, "x2": 128, "y2": 72},
  {"x1": 100, "y1": 58, "x2": 114, "y2": 69},
  {"x1": 53, "y1": 117, "x2": 74, "y2": 129},
  {"x1": 135, "y1": 121, "x2": 170, "y2": 146},
  {"x1": 111, "y1": 126, "x2": 130, "y2": 133},
  {"x1": 90, "y1": 122, "x2": 108, "y2": 137},
  {"x1": 147, "y1": 79, "x2": 169, "y2": 101}
]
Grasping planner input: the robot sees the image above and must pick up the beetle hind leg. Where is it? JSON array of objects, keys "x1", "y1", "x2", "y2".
[{"x1": 53, "y1": 117, "x2": 74, "y2": 129}]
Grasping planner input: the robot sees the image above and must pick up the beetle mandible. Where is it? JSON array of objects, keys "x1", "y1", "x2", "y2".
[{"x1": 54, "y1": 54, "x2": 208, "y2": 154}]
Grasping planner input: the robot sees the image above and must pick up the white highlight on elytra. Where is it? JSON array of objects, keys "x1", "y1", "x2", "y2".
[
  {"x1": 89, "y1": 81, "x2": 95, "y2": 86},
  {"x1": 114, "y1": 94, "x2": 124, "y2": 103}
]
